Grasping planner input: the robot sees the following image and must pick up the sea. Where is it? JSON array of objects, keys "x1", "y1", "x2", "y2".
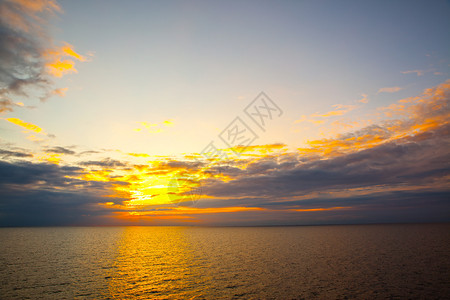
[{"x1": 0, "y1": 224, "x2": 449, "y2": 299}]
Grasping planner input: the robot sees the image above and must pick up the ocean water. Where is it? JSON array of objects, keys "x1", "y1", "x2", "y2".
[{"x1": 0, "y1": 224, "x2": 449, "y2": 299}]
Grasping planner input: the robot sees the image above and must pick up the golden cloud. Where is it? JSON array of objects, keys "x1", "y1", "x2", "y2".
[
  {"x1": 45, "y1": 43, "x2": 88, "y2": 78},
  {"x1": 6, "y1": 118, "x2": 43, "y2": 133}
]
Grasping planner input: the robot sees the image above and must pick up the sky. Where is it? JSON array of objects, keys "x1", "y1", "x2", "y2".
[{"x1": 0, "y1": 0, "x2": 449, "y2": 226}]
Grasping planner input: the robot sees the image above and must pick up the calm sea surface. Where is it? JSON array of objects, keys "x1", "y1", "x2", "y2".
[{"x1": 0, "y1": 224, "x2": 449, "y2": 299}]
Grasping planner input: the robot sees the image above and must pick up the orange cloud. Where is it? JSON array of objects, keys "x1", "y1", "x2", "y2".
[
  {"x1": 51, "y1": 87, "x2": 68, "y2": 97},
  {"x1": 295, "y1": 104, "x2": 356, "y2": 124},
  {"x1": 299, "y1": 80, "x2": 450, "y2": 158},
  {"x1": 13, "y1": 0, "x2": 61, "y2": 13},
  {"x1": 45, "y1": 43, "x2": 88, "y2": 78},
  {"x1": 114, "y1": 206, "x2": 266, "y2": 217},
  {"x1": 46, "y1": 60, "x2": 77, "y2": 77},
  {"x1": 0, "y1": 0, "x2": 61, "y2": 34},
  {"x1": 358, "y1": 93, "x2": 369, "y2": 103},
  {"x1": 61, "y1": 43, "x2": 87, "y2": 61},
  {"x1": 109, "y1": 205, "x2": 355, "y2": 223}
]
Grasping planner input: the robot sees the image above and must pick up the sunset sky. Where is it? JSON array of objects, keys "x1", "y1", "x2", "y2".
[{"x1": 0, "y1": 0, "x2": 449, "y2": 226}]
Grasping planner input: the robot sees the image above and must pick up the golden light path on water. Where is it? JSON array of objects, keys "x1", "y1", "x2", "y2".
[{"x1": 107, "y1": 227, "x2": 205, "y2": 299}]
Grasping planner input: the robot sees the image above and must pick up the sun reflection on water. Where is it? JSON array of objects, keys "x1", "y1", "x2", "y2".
[{"x1": 107, "y1": 227, "x2": 203, "y2": 299}]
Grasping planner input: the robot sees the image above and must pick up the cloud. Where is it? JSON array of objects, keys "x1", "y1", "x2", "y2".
[
  {"x1": 79, "y1": 158, "x2": 128, "y2": 168},
  {"x1": 134, "y1": 120, "x2": 175, "y2": 133},
  {"x1": 163, "y1": 119, "x2": 174, "y2": 127},
  {"x1": 0, "y1": 160, "x2": 127, "y2": 226},
  {"x1": 0, "y1": 99, "x2": 15, "y2": 113},
  {"x1": 60, "y1": 42, "x2": 88, "y2": 62},
  {"x1": 294, "y1": 104, "x2": 356, "y2": 124},
  {"x1": 51, "y1": 87, "x2": 68, "y2": 97},
  {"x1": 204, "y1": 126, "x2": 449, "y2": 200},
  {"x1": 6, "y1": 117, "x2": 43, "y2": 133},
  {"x1": 358, "y1": 93, "x2": 369, "y2": 103},
  {"x1": 4, "y1": 117, "x2": 57, "y2": 143},
  {"x1": 45, "y1": 146, "x2": 76, "y2": 155},
  {"x1": 78, "y1": 150, "x2": 100, "y2": 156},
  {"x1": 1, "y1": 80, "x2": 449, "y2": 226},
  {"x1": 401, "y1": 70, "x2": 424, "y2": 76},
  {"x1": 0, "y1": 0, "x2": 88, "y2": 108},
  {"x1": 377, "y1": 86, "x2": 403, "y2": 93},
  {"x1": 127, "y1": 152, "x2": 150, "y2": 157},
  {"x1": 301, "y1": 80, "x2": 450, "y2": 157},
  {"x1": 44, "y1": 43, "x2": 87, "y2": 77},
  {"x1": 0, "y1": 149, "x2": 32, "y2": 158},
  {"x1": 0, "y1": 100, "x2": 33, "y2": 113},
  {"x1": 162, "y1": 81, "x2": 450, "y2": 223}
]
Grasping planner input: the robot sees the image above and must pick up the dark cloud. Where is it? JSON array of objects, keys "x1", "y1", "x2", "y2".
[
  {"x1": 0, "y1": 160, "x2": 82, "y2": 187},
  {"x1": 198, "y1": 191, "x2": 450, "y2": 226},
  {"x1": 0, "y1": 160, "x2": 127, "y2": 226},
  {"x1": 0, "y1": 189, "x2": 114, "y2": 226}
]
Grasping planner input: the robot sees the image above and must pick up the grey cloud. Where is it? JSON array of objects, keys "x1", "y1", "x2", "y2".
[
  {"x1": 79, "y1": 158, "x2": 128, "y2": 168},
  {"x1": 0, "y1": 149, "x2": 32, "y2": 158},
  {"x1": 0, "y1": 0, "x2": 59, "y2": 106},
  {"x1": 45, "y1": 146, "x2": 76, "y2": 155},
  {"x1": 199, "y1": 124, "x2": 450, "y2": 209},
  {"x1": 0, "y1": 160, "x2": 127, "y2": 226}
]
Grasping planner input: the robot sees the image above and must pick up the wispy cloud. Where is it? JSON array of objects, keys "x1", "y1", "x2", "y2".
[
  {"x1": 294, "y1": 104, "x2": 356, "y2": 125},
  {"x1": 6, "y1": 118, "x2": 44, "y2": 133},
  {"x1": 358, "y1": 93, "x2": 369, "y2": 103},
  {"x1": 0, "y1": 149, "x2": 33, "y2": 158},
  {"x1": 51, "y1": 87, "x2": 69, "y2": 97},
  {"x1": 401, "y1": 70, "x2": 424, "y2": 76},
  {"x1": 133, "y1": 119, "x2": 175, "y2": 133},
  {"x1": 79, "y1": 158, "x2": 128, "y2": 168},
  {"x1": 163, "y1": 119, "x2": 174, "y2": 127},
  {"x1": 377, "y1": 86, "x2": 403, "y2": 93},
  {"x1": 4, "y1": 117, "x2": 56, "y2": 145},
  {"x1": 45, "y1": 146, "x2": 76, "y2": 155}
]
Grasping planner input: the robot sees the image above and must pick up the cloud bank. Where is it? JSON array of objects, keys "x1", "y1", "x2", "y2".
[{"x1": 0, "y1": 81, "x2": 449, "y2": 226}]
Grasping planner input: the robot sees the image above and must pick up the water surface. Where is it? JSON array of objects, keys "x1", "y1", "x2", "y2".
[{"x1": 1, "y1": 224, "x2": 449, "y2": 299}]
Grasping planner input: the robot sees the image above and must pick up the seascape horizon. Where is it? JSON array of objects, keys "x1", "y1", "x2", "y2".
[{"x1": 1, "y1": 0, "x2": 449, "y2": 298}]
